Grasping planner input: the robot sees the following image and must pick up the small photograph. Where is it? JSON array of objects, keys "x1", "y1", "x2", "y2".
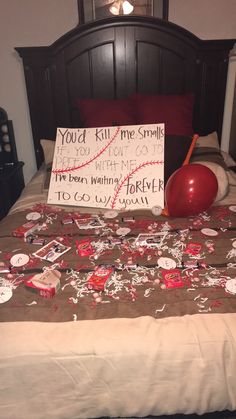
[
  {"x1": 33, "y1": 239, "x2": 71, "y2": 262},
  {"x1": 78, "y1": 1, "x2": 168, "y2": 23},
  {"x1": 135, "y1": 232, "x2": 166, "y2": 247},
  {"x1": 75, "y1": 217, "x2": 105, "y2": 230}
]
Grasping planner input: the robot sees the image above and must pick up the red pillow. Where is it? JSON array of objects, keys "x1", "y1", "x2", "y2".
[
  {"x1": 133, "y1": 94, "x2": 194, "y2": 136},
  {"x1": 77, "y1": 98, "x2": 136, "y2": 128}
]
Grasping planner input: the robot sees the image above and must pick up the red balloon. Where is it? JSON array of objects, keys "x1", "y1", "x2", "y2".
[{"x1": 165, "y1": 164, "x2": 218, "y2": 217}]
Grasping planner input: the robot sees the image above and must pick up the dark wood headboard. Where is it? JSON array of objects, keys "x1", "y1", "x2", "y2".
[{"x1": 16, "y1": 16, "x2": 235, "y2": 169}]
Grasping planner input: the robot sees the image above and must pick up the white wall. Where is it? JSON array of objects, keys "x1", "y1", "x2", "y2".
[
  {"x1": 0, "y1": 0, "x2": 236, "y2": 184},
  {"x1": 169, "y1": 0, "x2": 236, "y2": 39},
  {"x1": 0, "y1": 0, "x2": 78, "y2": 183}
]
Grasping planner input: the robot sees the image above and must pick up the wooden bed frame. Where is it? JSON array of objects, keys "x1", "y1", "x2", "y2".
[{"x1": 15, "y1": 16, "x2": 235, "y2": 169}]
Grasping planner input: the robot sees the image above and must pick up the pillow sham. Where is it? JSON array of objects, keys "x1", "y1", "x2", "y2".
[
  {"x1": 195, "y1": 131, "x2": 220, "y2": 149},
  {"x1": 190, "y1": 146, "x2": 227, "y2": 170},
  {"x1": 196, "y1": 131, "x2": 236, "y2": 169},
  {"x1": 132, "y1": 93, "x2": 194, "y2": 136},
  {"x1": 191, "y1": 132, "x2": 229, "y2": 202},
  {"x1": 77, "y1": 98, "x2": 136, "y2": 128},
  {"x1": 40, "y1": 139, "x2": 55, "y2": 165},
  {"x1": 43, "y1": 165, "x2": 52, "y2": 191},
  {"x1": 191, "y1": 132, "x2": 227, "y2": 170}
]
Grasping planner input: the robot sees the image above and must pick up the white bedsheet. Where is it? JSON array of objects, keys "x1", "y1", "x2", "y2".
[{"x1": 1, "y1": 314, "x2": 236, "y2": 419}]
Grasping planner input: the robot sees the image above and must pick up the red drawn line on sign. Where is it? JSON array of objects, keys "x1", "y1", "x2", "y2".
[
  {"x1": 111, "y1": 160, "x2": 164, "y2": 209},
  {"x1": 52, "y1": 126, "x2": 121, "y2": 174}
]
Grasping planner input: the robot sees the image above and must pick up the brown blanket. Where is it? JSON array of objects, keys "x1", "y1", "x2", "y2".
[{"x1": 1, "y1": 204, "x2": 236, "y2": 322}]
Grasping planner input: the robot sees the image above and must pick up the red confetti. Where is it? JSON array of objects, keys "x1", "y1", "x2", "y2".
[{"x1": 210, "y1": 300, "x2": 222, "y2": 308}]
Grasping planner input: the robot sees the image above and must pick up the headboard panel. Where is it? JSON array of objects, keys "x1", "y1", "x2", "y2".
[{"x1": 16, "y1": 16, "x2": 235, "y2": 168}]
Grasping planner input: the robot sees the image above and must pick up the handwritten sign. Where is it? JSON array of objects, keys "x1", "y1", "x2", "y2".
[{"x1": 47, "y1": 124, "x2": 164, "y2": 210}]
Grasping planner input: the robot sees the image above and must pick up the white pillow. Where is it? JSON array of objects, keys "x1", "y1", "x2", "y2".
[
  {"x1": 192, "y1": 161, "x2": 229, "y2": 202},
  {"x1": 40, "y1": 139, "x2": 55, "y2": 165},
  {"x1": 195, "y1": 131, "x2": 236, "y2": 169},
  {"x1": 195, "y1": 131, "x2": 220, "y2": 149}
]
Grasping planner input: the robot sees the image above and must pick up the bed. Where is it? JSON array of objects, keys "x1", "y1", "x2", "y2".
[{"x1": 1, "y1": 15, "x2": 236, "y2": 419}]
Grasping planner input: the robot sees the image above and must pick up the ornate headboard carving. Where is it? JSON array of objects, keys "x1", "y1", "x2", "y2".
[{"x1": 16, "y1": 16, "x2": 235, "y2": 168}]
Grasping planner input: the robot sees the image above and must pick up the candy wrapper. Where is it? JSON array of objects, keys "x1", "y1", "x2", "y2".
[
  {"x1": 25, "y1": 269, "x2": 61, "y2": 298},
  {"x1": 12, "y1": 221, "x2": 40, "y2": 238},
  {"x1": 162, "y1": 269, "x2": 184, "y2": 289},
  {"x1": 87, "y1": 265, "x2": 114, "y2": 291},
  {"x1": 76, "y1": 239, "x2": 95, "y2": 257}
]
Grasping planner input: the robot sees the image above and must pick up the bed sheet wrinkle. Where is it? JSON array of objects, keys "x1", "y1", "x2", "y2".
[
  {"x1": 221, "y1": 338, "x2": 236, "y2": 409},
  {"x1": 1, "y1": 315, "x2": 236, "y2": 418},
  {"x1": 51, "y1": 356, "x2": 80, "y2": 387}
]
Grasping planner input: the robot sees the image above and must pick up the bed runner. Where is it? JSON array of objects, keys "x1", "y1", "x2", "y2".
[{"x1": 1, "y1": 204, "x2": 236, "y2": 322}]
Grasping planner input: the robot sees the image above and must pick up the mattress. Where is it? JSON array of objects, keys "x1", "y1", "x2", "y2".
[{"x1": 1, "y1": 163, "x2": 236, "y2": 419}]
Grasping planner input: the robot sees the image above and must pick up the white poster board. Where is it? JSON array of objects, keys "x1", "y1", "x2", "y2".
[{"x1": 47, "y1": 124, "x2": 164, "y2": 210}]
